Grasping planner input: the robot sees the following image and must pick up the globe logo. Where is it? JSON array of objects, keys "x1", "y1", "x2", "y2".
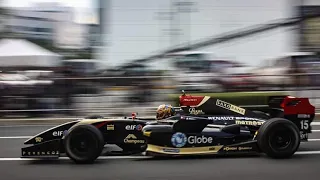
[{"x1": 171, "y1": 132, "x2": 187, "y2": 147}]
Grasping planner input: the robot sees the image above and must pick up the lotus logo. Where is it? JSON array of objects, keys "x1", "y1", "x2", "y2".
[{"x1": 35, "y1": 137, "x2": 43, "y2": 142}]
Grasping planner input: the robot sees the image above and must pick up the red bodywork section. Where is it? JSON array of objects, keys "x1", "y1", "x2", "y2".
[
  {"x1": 179, "y1": 95, "x2": 205, "y2": 107},
  {"x1": 281, "y1": 96, "x2": 315, "y2": 115},
  {"x1": 95, "y1": 121, "x2": 108, "y2": 129}
]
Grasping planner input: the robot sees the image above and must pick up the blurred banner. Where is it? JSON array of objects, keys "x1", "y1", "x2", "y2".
[
  {"x1": 54, "y1": 22, "x2": 89, "y2": 49},
  {"x1": 55, "y1": 22, "x2": 89, "y2": 49},
  {"x1": 298, "y1": 5, "x2": 320, "y2": 52}
]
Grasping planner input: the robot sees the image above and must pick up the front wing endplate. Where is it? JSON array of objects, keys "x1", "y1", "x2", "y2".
[{"x1": 21, "y1": 139, "x2": 61, "y2": 158}]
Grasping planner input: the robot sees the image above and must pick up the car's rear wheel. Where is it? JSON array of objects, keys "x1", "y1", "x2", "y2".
[
  {"x1": 64, "y1": 124, "x2": 104, "y2": 164},
  {"x1": 256, "y1": 118, "x2": 300, "y2": 158}
]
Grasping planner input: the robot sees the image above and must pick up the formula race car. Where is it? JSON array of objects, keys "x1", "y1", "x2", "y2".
[{"x1": 21, "y1": 92, "x2": 315, "y2": 163}]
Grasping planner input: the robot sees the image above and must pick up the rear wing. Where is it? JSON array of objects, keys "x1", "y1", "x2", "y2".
[
  {"x1": 268, "y1": 95, "x2": 315, "y2": 115},
  {"x1": 268, "y1": 96, "x2": 291, "y2": 109}
]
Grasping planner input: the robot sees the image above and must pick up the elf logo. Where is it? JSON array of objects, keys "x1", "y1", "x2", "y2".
[
  {"x1": 52, "y1": 130, "x2": 67, "y2": 136},
  {"x1": 125, "y1": 124, "x2": 143, "y2": 131}
]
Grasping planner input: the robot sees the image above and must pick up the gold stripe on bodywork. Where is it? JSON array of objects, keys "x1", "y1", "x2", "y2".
[
  {"x1": 71, "y1": 118, "x2": 140, "y2": 127},
  {"x1": 75, "y1": 119, "x2": 111, "y2": 125},
  {"x1": 196, "y1": 96, "x2": 210, "y2": 107},
  {"x1": 143, "y1": 131, "x2": 152, "y2": 137},
  {"x1": 146, "y1": 144, "x2": 223, "y2": 155}
]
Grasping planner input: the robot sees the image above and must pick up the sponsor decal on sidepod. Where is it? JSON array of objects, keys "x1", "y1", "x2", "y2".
[
  {"x1": 208, "y1": 116, "x2": 262, "y2": 121},
  {"x1": 52, "y1": 130, "x2": 68, "y2": 137},
  {"x1": 171, "y1": 132, "x2": 187, "y2": 148},
  {"x1": 208, "y1": 116, "x2": 234, "y2": 121},
  {"x1": 189, "y1": 108, "x2": 204, "y2": 115},
  {"x1": 216, "y1": 99, "x2": 246, "y2": 115},
  {"x1": 162, "y1": 148, "x2": 180, "y2": 153},
  {"x1": 171, "y1": 132, "x2": 213, "y2": 148},
  {"x1": 125, "y1": 124, "x2": 143, "y2": 131},
  {"x1": 235, "y1": 120, "x2": 264, "y2": 126},
  {"x1": 107, "y1": 124, "x2": 114, "y2": 130},
  {"x1": 223, "y1": 146, "x2": 252, "y2": 151},
  {"x1": 22, "y1": 151, "x2": 59, "y2": 156},
  {"x1": 124, "y1": 134, "x2": 145, "y2": 144},
  {"x1": 35, "y1": 137, "x2": 43, "y2": 142}
]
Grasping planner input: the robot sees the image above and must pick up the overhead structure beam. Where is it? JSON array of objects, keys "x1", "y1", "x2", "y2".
[{"x1": 122, "y1": 13, "x2": 320, "y2": 66}]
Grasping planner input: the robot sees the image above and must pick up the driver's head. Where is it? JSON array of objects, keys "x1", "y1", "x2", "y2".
[{"x1": 156, "y1": 104, "x2": 175, "y2": 120}]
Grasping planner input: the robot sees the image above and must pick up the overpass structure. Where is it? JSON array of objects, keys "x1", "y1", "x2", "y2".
[{"x1": 111, "y1": 6, "x2": 320, "y2": 68}]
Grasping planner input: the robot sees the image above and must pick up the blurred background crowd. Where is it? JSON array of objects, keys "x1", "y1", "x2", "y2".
[{"x1": 0, "y1": 0, "x2": 319, "y2": 118}]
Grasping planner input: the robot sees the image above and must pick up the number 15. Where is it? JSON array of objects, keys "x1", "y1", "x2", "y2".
[{"x1": 300, "y1": 120, "x2": 309, "y2": 130}]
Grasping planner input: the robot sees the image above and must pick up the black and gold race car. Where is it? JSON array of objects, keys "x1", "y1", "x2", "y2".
[{"x1": 21, "y1": 92, "x2": 315, "y2": 163}]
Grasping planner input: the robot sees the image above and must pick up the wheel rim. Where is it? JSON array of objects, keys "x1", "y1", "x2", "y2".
[
  {"x1": 268, "y1": 125, "x2": 296, "y2": 151},
  {"x1": 69, "y1": 130, "x2": 98, "y2": 157}
]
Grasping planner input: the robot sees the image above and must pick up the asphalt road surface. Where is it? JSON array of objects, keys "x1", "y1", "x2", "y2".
[{"x1": 1, "y1": 122, "x2": 320, "y2": 180}]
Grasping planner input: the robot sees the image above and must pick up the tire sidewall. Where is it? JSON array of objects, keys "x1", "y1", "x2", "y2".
[
  {"x1": 64, "y1": 125, "x2": 104, "y2": 163},
  {"x1": 257, "y1": 118, "x2": 300, "y2": 158}
]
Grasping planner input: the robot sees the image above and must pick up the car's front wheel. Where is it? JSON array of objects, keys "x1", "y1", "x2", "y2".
[
  {"x1": 256, "y1": 118, "x2": 300, "y2": 158},
  {"x1": 64, "y1": 124, "x2": 104, "y2": 164}
]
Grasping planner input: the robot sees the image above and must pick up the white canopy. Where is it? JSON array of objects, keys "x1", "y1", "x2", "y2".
[{"x1": 0, "y1": 38, "x2": 61, "y2": 67}]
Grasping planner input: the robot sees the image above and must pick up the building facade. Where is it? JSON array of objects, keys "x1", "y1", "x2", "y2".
[
  {"x1": 97, "y1": 0, "x2": 320, "y2": 69},
  {"x1": 6, "y1": 3, "x2": 73, "y2": 41},
  {"x1": 5, "y1": 2, "x2": 91, "y2": 50}
]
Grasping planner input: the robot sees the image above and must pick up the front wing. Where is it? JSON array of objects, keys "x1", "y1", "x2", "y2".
[{"x1": 21, "y1": 139, "x2": 62, "y2": 158}]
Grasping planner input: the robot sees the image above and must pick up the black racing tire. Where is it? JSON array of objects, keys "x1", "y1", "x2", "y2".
[
  {"x1": 64, "y1": 124, "x2": 104, "y2": 164},
  {"x1": 256, "y1": 118, "x2": 300, "y2": 159}
]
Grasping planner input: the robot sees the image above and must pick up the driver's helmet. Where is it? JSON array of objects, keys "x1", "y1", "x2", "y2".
[{"x1": 156, "y1": 104, "x2": 175, "y2": 120}]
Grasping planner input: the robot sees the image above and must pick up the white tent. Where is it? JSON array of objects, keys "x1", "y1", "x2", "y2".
[{"x1": 0, "y1": 38, "x2": 61, "y2": 67}]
